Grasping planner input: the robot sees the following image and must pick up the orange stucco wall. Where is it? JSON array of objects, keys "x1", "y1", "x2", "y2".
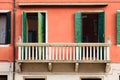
[
  {"x1": 16, "y1": 0, "x2": 120, "y2": 62},
  {"x1": 1, "y1": 0, "x2": 120, "y2": 62},
  {"x1": 15, "y1": 2, "x2": 120, "y2": 62},
  {"x1": 0, "y1": 1, "x2": 13, "y2": 62}
]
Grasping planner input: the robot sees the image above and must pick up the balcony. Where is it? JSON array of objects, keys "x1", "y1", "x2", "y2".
[{"x1": 16, "y1": 38, "x2": 111, "y2": 72}]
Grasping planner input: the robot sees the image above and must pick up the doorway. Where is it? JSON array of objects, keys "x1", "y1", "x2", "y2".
[
  {"x1": 82, "y1": 78, "x2": 101, "y2": 80},
  {"x1": 82, "y1": 13, "x2": 98, "y2": 43},
  {"x1": 25, "y1": 78, "x2": 45, "y2": 80},
  {"x1": 0, "y1": 75, "x2": 7, "y2": 80}
]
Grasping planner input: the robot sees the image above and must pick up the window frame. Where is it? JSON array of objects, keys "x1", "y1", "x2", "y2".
[
  {"x1": 0, "y1": 75, "x2": 7, "y2": 80},
  {"x1": 23, "y1": 76, "x2": 47, "y2": 80},
  {"x1": 0, "y1": 10, "x2": 11, "y2": 45},
  {"x1": 80, "y1": 76, "x2": 104, "y2": 80},
  {"x1": 75, "y1": 10, "x2": 105, "y2": 43},
  {"x1": 22, "y1": 11, "x2": 48, "y2": 43}
]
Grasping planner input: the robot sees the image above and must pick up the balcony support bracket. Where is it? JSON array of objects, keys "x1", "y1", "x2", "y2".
[
  {"x1": 16, "y1": 62, "x2": 21, "y2": 73},
  {"x1": 105, "y1": 63, "x2": 111, "y2": 73},
  {"x1": 48, "y1": 63, "x2": 52, "y2": 72},
  {"x1": 75, "y1": 63, "x2": 79, "y2": 72}
]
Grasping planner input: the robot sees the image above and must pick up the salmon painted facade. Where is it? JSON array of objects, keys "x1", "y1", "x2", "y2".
[{"x1": 1, "y1": 0, "x2": 120, "y2": 80}]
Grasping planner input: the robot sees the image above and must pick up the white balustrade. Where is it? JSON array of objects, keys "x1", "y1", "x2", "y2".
[{"x1": 17, "y1": 40, "x2": 111, "y2": 61}]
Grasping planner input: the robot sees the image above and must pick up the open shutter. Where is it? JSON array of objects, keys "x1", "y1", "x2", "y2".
[
  {"x1": 38, "y1": 13, "x2": 46, "y2": 59},
  {"x1": 6, "y1": 12, "x2": 11, "y2": 44},
  {"x1": 98, "y1": 12, "x2": 105, "y2": 43},
  {"x1": 22, "y1": 12, "x2": 27, "y2": 43},
  {"x1": 75, "y1": 12, "x2": 82, "y2": 43},
  {"x1": 38, "y1": 13, "x2": 45, "y2": 43},
  {"x1": 117, "y1": 11, "x2": 120, "y2": 44}
]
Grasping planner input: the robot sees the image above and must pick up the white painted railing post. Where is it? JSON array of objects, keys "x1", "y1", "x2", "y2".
[
  {"x1": 107, "y1": 37, "x2": 111, "y2": 60},
  {"x1": 18, "y1": 36, "x2": 22, "y2": 60}
]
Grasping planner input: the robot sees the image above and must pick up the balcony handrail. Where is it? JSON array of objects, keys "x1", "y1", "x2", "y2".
[
  {"x1": 16, "y1": 37, "x2": 111, "y2": 61},
  {"x1": 16, "y1": 42, "x2": 110, "y2": 47}
]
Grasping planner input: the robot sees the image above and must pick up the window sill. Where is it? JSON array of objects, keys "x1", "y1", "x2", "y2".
[{"x1": 0, "y1": 45, "x2": 10, "y2": 47}]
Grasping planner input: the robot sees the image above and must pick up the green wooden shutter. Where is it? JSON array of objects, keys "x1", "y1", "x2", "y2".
[
  {"x1": 98, "y1": 12, "x2": 105, "y2": 60},
  {"x1": 98, "y1": 12, "x2": 105, "y2": 43},
  {"x1": 75, "y1": 12, "x2": 82, "y2": 43},
  {"x1": 117, "y1": 11, "x2": 120, "y2": 44},
  {"x1": 38, "y1": 13, "x2": 46, "y2": 59},
  {"x1": 6, "y1": 12, "x2": 11, "y2": 44},
  {"x1": 23, "y1": 12, "x2": 27, "y2": 43},
  {"x1": 38, "y1": 13, "x2": 45, "y2": 43}
]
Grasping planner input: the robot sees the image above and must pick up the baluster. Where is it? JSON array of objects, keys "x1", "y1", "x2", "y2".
[
  {"x1": 79, "y1": 46, "x2": 81, "y2": 60},
  {"x1": 32, "y1": 46, "x2": 34, "y2": 60},
  {"x1": 21, "y1": 46, "x2": 24, "y2": 60},
  {"x1": 70, "y1": 47, "x2": 72, "y2": 60},
  {"x1": 59, "y1": 47, "x2": 62, "y2": 60},
  {"x1": 97, "y1": 46, "x2": 99, "y2": 60},
  {"x1": 28, "y1": 47, "x2": 31, "y2": 60},
  {"x1": 76, "y1": 47, "x2": 78, "y2": 60},
  {"x1": 56, "y1": 47, "x2": 58, "y2": 60},
  {"x1": 107, "y1": 37, "x2": 111, "y2": 60},
  {"x1": 86, "y1": 46, "x2": 88, "y2": 60},
  {"x1": 66, "y1": 47, "x2": 68, "y2": 60},
  {"x1": 49, "y1": 47, "x2": 52, "y2": 60},
  {"x1": 52, "y1": 47, "x2": 54, "y2": 60},
  {"x1": 104, "y1": 47, "x2": 106, "y2": 60},
  {"x1": 44, "y1": 46, "x2": 49, "y2": 60},
  {"x1": 18, "y1": 46, "x2": 21, "y2": 60},
  {"x1": 39, "y1": 47, "x2": 41, "y2": 60},
  {"x1": 42, "y1": 46, "x2": 45, "y2": 60},
  {"x1": 83, "y1": 46, "x2": 85, "y2": 60},
  {"x1": 62, "y1": 47, "x2": 65, "y2": 60},
  {"x1": 35, "y1": 46, "x2": 38, "y2": 60},
  {"x1": 100, "y1": 46, "x2": 102, "y2": 60},
  {"x1": 90, "y1": 46, "x2": 92, "y2": 60},
  {"x1": 107, "y1": 46, "x2": 110, "y2": 60},
  {"x1": 73, "y1": 47, "x2": 75, "y2": 60},
  {"x1": 25, "y1": 46, "x2": 28, "y2": 60},
  {"x1": 93, "y1": 46, "x2": 95, "y2": 60}
]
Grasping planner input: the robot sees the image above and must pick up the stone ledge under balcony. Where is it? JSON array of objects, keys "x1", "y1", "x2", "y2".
[{"x1": 16, "y1": 61, "x2": 110, "y2": 73}]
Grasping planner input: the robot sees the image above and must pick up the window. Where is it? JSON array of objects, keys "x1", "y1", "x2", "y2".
[
  {"x1": 117, "y1": 11, "x2": 120, "y2": 44},
  {"x1": 25, "y1": 78, "x2": 45, "y2": 80},
  {"x1": 82, "y1": 78, "x2": 101, "y2": 80},
  {"x1": 22, "y1": 12, "x2": 46, "y2": 43},
  {"x1": 0, "y1": 11, "x2": 11, "y2": 44},
  {"x1": 75, "y1": 11, "x2": 105, "y2": 43},
  {"x1": 0, "y1": 75, "x2": 7, "y2": 80}
]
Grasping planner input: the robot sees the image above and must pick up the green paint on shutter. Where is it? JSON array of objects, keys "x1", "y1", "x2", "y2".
[
  {"x1": 75, "y1": 12, "x2": 82, "y2": 43},
  {"x1": 42, "y1": 13, "x2": 46, "y2": 43},
  {"x1": 38, "y1": 13, "x2": 42, "y2": 43},
  {"x1": 98, "y1": 12, "x2": 105, "y2": 60},
  {"x1": 98, "y1": 12, "x2": 105, "y2": 43},
  {"x1": 117, "y1": 11, "x2": 120, "y2": 44},
  {"x1": 6, "y1": 12, "x2": 11, "y2": 44},
  {"x1": 23, "y1": 12, "x2": 27, "y2": 43},
  {"x1": 38, "y1": 13, "x2": 46, "y2": 59},
  {"x1": 75, "y1": 12, "x2": 82, "y2": 59},
  {"x1": 38, "y1": 13, "x2": 45, "y2": 43}
]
